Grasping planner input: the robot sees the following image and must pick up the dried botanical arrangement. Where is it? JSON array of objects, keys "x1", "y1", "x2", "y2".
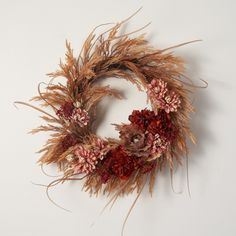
[{"x1": 16, "y1": 9, "x2": 206, "y2": 235}]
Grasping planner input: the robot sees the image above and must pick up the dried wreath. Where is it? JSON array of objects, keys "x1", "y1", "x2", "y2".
[{"x1": 16, "y1": 10, "x2": 206, "y2": 228}]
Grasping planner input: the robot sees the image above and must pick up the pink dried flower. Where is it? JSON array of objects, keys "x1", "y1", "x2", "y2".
[
  {"x1": 92, "y1": 138, "x2": 108, "y2": 159},
  {"x1": 71, "y1": 108, "x2": 89, "y2": 127},
  {"x1": 148, "y1": 79, "x2": 181, "y2": 113},
  {"x1": 69, "y1": 138, "x2": 108, "y2": 174},
  {"x1": 73, "y1": 146, "x2": 98, "y2": 174},
  {"x1": 94, "y1": 138, "x2": 106, "y2": 150},
  {"x1": 148, "y1": 79, "x2": 168, "y2": 99},
  {"x1": 61, "y1": 134, "x2": 79, "y2": 151},
  {"x1": 149, "y1": 133, "x2": 169, "y2": 160},
  {"x1": 162, "y1": 92, "x2": 181, "y2": 113}
]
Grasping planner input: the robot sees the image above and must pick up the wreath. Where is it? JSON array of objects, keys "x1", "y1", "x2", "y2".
[{"x1": 16, "y1": 12, "x2": 205, "y2": 214}]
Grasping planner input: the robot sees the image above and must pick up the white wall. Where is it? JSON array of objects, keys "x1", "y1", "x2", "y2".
[{"x1": 0, "y1": 0, "x2": 235, "y2": 235}]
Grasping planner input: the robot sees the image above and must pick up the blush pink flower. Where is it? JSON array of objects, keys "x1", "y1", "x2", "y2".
[
  {"x1": 148, "y1": 79, "x2": 168, "y2": 99},
  {"x1": 71, "y1": 108, "x2": 89, "y2": 127},
  {"x1": 162, "y1": 92, "x2": 181, "y2": 113},
  {"x1": 150, "y1": 133, "x2": 169, "y2": 160},
  {"x1": 92, "y1": 138, "x2": 108, "y2": 159},
  {"x1": 70, "y1": 138, "x2": 108, "y2": 174},
  {"x1": 73, "y1": 146, "x2": 98, "y2": 174},
  {"x1": 148, "y1": 79, "x2": 181, "y2": 113}
]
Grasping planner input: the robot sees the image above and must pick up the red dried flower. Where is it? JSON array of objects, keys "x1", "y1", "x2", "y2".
[
  {"x1": 56, "y1": 102, "x2": 74, "y2": 119},
  {"x1": 98, "y1": 146, "x2": 140, "y2": 183},
  {"x1": 128, "y1": 109, "x2": 156, "y2": 130},
  {"x1": 147, "y1": 110, "x2": 178, "y2": 142},
  {"x1": 61, "y1": 134, "x2": 79, "y2": 151}
]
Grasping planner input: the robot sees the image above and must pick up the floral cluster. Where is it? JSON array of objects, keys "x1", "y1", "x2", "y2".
[
  {"x1": 56, "y1": 101, "x2": 89, "y2": 127},
  {"x1": 62, "y1": 107, "x2": 179, "y2": 182},
  {"x1": 128, "y1": 109, "x2": 178, "y2": 148},
  {"x1": 95, "y1": 109, "x2": 178, "y2": 183},
  {"x1": 58, "y1": 80, "x2": 181, "y2": 183},
  {"x1": 148, "y1": 79, "x2": 181, "y2": 113}
]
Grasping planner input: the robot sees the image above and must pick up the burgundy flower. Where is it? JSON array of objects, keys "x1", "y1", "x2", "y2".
[
  {"x1": 147, "y1": 110, "x2": 178, "y2": 142},
  {"x1": 56, "y1": 102, "x2": 74, "y2": 119},
  {"x1": 128, "y1": 109, "x2": 156, "y2": 130},
  {"x1": 98, "y1": 146, "x2": 140, "y2": 183},
  {"x1": 61, "y1": 134, "x2": 79, "y2": 151},
  {"x1": 114, "y1": 109, "x2": 179, "y2": 160}
]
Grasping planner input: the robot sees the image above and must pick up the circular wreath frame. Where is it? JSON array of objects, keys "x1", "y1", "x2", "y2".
[{"x1": 16, "y1": 13, "x2": 204, "y2": 202}]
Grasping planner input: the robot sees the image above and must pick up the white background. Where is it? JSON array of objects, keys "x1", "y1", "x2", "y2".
[{"x1": 0, "y1": 0, "x2": 236, "y2": 236}]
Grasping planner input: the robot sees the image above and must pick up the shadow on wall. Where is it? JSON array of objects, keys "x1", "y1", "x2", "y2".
[{"x1": 182, "y1": 52, "x2": 216, "y2": 163}]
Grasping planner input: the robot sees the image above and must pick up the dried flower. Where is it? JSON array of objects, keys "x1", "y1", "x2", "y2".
[
  {"x1": 66, "y1": 137, "x2": 109, "y2": 174},
  {"x1": 149, "y1": 134, "x2": 169, "y2": 160},
  {"x1": 147, "y1": 110, "x2": 178, "y2": 142},
  {"x1": 71, "y1": 108, "x2": 89, "y2": 127},
  {"x1": 128, "y1": 109, "x2": 156, "y2": 130},
  {"x1": 148, "y1": 79, "x2": 168, "y2": 99},
  {"x1": 148, "y1": 79, "x2": 181, "y2": 113},
  {"x1": 73, "y1": 146, "x2": 98, "y2": 174},
  {"x1": 61, "y1": 134, "x2": 79, "y2": 151},
  {"x1": 98, "y1": 146, "x2": 140, "y2": 183},
  {"x1": 162, "y1": 92, "x2": 181, "y2": 113},
  {"x1": 117, "y1": 124, "x2": 153, "y2": 157},
  {"x1": 92, "y1": 138, "x2": 108, "y2": 159},
  {"x1": 97, "y1": 145, "x2": 158, "y2": 183},
  {"x1": 56, "y1": 102, "x2": 74, "y2": 119},
  {"x1": 66, "y1": 154, "x2": 75, "y2": 162}
]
